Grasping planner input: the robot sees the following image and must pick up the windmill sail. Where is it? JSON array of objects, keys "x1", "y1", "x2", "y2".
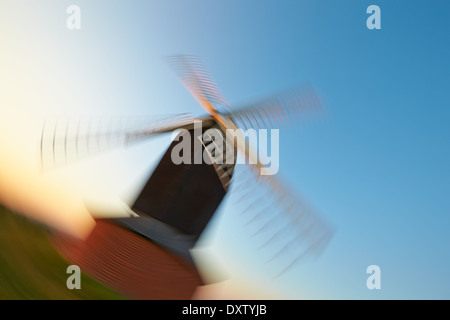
[
  {"x1": 225, "y1": 85, "x2": 324, "y2": 130},
  {"x1": 230, "y1": 164, "x2": 333, "y2": 278},
  {"x1": 167, "y1": 55, "x2": 231, "y2": 115},
  {"x1": 40, "y1": 113, "x2": 197, "y2": 170}
]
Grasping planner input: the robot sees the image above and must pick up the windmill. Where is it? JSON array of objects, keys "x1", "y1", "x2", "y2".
[{"x1": 41, "y1": 55, "x2": 333, "y2": 299}]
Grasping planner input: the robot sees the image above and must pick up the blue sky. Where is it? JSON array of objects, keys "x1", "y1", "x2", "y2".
[{"x1": 1, "y1": 0, "x2": 449, "y2": 299}]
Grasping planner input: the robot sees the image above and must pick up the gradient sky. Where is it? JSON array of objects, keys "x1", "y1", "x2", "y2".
[{"x1": 0, "y1": 0, "x2": 449, "y2": 299}]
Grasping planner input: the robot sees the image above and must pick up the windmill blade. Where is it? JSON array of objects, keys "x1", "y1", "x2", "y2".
[
  {"x1": 40, "y1": 113, "x2": 198, "y2": 170},
  {"x1": 229, "y1": 163, "x2": 334, "y2": 278},
  {"x1": 167, "y1": 55, "x2": 231, "y2": 115},
  {"x1": 216, "y1": 112, "x2": 332, "y2": 277},
  {"x1": 225, "y1": 85, "x2": 324, "y2": 130}
]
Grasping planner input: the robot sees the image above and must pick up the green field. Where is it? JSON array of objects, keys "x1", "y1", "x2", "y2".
[{"x1": 0, "y1": 205, "x2": 125, "y2": 299}]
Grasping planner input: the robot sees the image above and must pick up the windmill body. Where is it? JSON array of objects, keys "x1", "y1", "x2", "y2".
[{"x1": 113, "y1": 118, "x2": 235, "y2": 262}]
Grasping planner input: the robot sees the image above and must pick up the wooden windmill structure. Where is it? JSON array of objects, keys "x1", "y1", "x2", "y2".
[{"x1": 42, "y1": 56, "x2": 333, "y2": 299}]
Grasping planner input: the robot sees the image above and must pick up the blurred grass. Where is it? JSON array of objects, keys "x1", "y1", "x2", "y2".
[{"x1": 0, "y1": 205, "x2": 126, "y2": 299}]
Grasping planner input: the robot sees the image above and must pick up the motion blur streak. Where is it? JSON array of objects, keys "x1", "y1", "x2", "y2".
[
  {"x1": 52, "y1": 220, "x2": 202, "y2": 299},
  {"x1": 0, "y1": 133, "x2": 95, "y2": 239}
]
